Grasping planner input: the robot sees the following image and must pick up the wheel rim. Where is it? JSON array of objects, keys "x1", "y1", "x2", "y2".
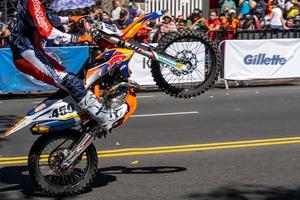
[
  {"x1": 158, "y1": 35, "x2": 216, "y2": 92},
  {"x1": 37, "y1": 136, "x2": 90, "y2": 188}
]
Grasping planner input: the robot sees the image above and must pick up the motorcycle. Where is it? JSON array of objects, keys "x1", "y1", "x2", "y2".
[{"x1": 1, "y1": 10, "x2": 221, "y2": 195}]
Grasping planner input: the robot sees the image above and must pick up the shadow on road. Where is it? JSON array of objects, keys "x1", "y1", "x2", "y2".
[
  {"x1": 0, "y1": 165, "x2": 186, "y2": 199},
  {"x1": 99, "y1": 165, "x2": 187, "y2": 174},
  {"x1": 185, "y1": 184, "x2": 300, "y2": 200}
]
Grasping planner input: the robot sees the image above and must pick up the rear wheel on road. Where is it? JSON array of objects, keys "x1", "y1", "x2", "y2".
[{"x1": 28, "y1": 130, "x2": 98, "y2": 196}]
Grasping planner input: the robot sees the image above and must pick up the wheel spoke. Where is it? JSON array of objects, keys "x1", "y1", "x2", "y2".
[{"x1": 36, "y1": 135, "x2": 90, "y2": 188}]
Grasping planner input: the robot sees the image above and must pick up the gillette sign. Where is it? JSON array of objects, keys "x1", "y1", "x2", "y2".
[
  {"x1": 224, "y1": 39, "x2": 300, "y2": 80},
  {"x1": 244, "y1": 54, "x2": 287, "y2": 66}
]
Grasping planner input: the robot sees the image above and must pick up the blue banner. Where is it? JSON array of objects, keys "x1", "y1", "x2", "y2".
[{"x1": 0, "y1": 46, "x2": 89, "y2": 93}]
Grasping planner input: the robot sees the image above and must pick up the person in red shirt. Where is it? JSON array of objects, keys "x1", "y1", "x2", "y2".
[{"x1": 205, "y1": 10, "x2": 221, "y2": 41}]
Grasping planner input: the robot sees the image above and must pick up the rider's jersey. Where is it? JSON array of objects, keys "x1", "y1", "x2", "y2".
[{"x1": 10, "y1": 0, "x2": 76, "y2": 59}]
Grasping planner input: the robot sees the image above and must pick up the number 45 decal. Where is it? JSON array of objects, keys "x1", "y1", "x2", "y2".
[{"x1": 51, "y1": 104, "x2": 75, "y2": 118}]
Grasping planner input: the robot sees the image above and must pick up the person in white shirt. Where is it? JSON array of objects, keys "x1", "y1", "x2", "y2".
[
  {"x1": 111, "y1": 0, "x2": 122, "y2": 21},
  {"x1": 269, "y1": 0, "x2": 289, "y2": 29}
]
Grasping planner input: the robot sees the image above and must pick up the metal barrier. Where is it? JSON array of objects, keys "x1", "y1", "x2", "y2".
[{"x1": 236, "y1": 29, "x2": 300, "y2": 40}]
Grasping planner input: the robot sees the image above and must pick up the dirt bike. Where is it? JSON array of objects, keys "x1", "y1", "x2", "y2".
[{"x1": 1, "y1": 10, "x2": 221, "y2": 196}]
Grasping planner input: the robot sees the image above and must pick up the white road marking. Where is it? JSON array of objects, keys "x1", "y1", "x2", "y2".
[
  {"x1": 137, "y1": 95, "x2": 156, "y2": 98},
  {"x1": 132, "y1": 111, "x2": 199, "y2": 118}
]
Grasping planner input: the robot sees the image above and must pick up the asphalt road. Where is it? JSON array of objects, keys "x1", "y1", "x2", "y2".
[{"x1": 1, "y1": 86, "x2": 300, "y2": 199}]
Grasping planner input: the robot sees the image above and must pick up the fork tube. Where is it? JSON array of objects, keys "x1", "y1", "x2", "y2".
[
  {"x1": 61, "y1": 133, "x2": 95, "y2": 168},
  {"x1": 102, "y1": 34, "x2": 181, "y2": 71}
]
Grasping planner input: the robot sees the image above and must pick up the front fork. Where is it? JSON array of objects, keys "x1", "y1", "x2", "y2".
[
  {"x1": 61, "y1": 125, "x2": 99, "y2": 168},
  {"x1": 103, "y1": 34, "x2": 184, "y2": 73}
]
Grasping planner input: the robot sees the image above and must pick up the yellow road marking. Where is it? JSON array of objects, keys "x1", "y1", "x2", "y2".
[
  {"x1": 98, "y1": 140, "x2": 300, "y2": 157},
  {"x1": 2, "y1": 136, "x2": 300, "y2": 165}
]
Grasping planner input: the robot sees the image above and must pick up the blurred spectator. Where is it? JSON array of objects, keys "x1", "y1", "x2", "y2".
[
  {"x1": 239, "y1": 0, "x2": 251, "y2": 19},
  {"x1": 186, "y1": 9, "x2": 202, "y2": 28},
  {"x1": 135, "y1": 27, "x2": 151, "y2": 43},
  {"x1": 253, "y1": 7, "x2": 266, "y2": 29},
  {"x1": 253, "y1": 0, "x2": 267, "y2": 17},
  {"x1": 278, "y1": 0, "x2": 286, "y2": 9},
  {"x1": 128, "y1": 1, "x2": 137, "y2": 19},
  {"x1": 177, "y1": 15, "x2": 185, "y2": 21},
  {"x1": 286, "y1": 15, "x2": 300, "y2": 28},
  {"x1": 90, "y1": 8, "x2": 102, "y2": 21},
  {"x1": 286, "y1": 16, "x2": 296, "y2": 27},
  {"x1": 0, "y1": 11, "x2": 10, "y2": 47},
  {"x1": 102, "y1": 11, "x2": 113, "y2": 24},
  {"x1": 219, "y1": 13, "x2": 229, "y2": 29},
  {"x1": 293, "y1": 15, "x2": 300, "y2": 28},
  {"x1": 205, "y1": 10, "x2": 221, "y2": 40},
  {"x1": 238, "y1": 0, "x2": 257, "y2": 19},
  {"x1": 148, "y1": 19, "x2": 159, "y2": 42},
  {"x1": 222, "y1": 5, "x2": 231, "y2": 16},
  {"x1": 159, "y1": 13, "x2": 177, "y2": 36},
  {"x1": 113, "y1": 9, "x2": 134, "y2": 29},
  {"x1": 190, "y1": 15, "x2": 206, "y2": 30},
  {"x1": 269, "y1": 0, "x2": 289, "y2": 29},
  {"x1": 177, "y1": 19, "x2": 187, "y2": 31},
  {"x1": 226, "y1": 9, "x2": 240, "y2": 39},
  {"x1": 205, "y1": 10, "x2": 221, "y2": 31},
  {"x1": 286, "y1": 0, "x2": 300, "y2": 18},
  {"x1": 111, "y1": 0, "x2": 122, "y2": 21},
  {"x1": 219, "y1": 0, "x2": 237, "y2": 12},
  {"x1": 242, "y1": 14, "x2": 256, "y2": 29}
]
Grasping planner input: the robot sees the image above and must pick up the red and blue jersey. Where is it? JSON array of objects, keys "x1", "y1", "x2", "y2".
[{"x1": 10, "y1": 0, "x2": 76, "y2": 59}]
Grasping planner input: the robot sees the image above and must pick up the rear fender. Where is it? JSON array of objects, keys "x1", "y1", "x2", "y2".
[{"x1": 1, "y1": 94, "x2": 82, "y2": 138}]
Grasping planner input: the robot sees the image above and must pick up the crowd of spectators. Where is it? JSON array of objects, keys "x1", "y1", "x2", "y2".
[
  {"x1": 0, "y1": 0, "x2": 300, "y2": 47},
  {"x1": 130, "y1": 0, "x2": 300, "y2": 42}
]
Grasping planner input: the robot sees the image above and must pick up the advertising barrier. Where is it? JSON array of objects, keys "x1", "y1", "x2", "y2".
[
  {"x1": 0, "y1": 46, "x2": 89, "y2": 93},
  {"x1": 224, "y1": 39, "x2": 300, "y2": 80},
  {"x1": 1, "y1": 42, "x2": 206, "y2": 93}
]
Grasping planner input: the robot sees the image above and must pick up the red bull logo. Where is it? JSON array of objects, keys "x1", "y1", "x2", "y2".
[{"x1": 107, "y1": 52, "x2": 127, "y2": 70}]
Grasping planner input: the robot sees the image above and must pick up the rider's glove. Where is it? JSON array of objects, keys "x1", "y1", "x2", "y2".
[
  {"x1": 77, "y1": 34, "x2": 93, "y2": 44},
  {"x1": 69, "y1": 16, "x2": 84, "y2": 23}
]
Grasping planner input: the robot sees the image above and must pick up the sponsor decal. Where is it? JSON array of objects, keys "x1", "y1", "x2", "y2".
[
  {"x1": 76, "y1": 135, "x2": 92, "y2": 152},
  {"x1": 50, "y1": 103, "x2": 75, "y2": 119},
  {"x1": 32, "y1": 0, "x2": 50, "y2": 32},
  {"x1": 108, "y1": 52, "x2": 127, "y2": 70},
  {"x1": 244, "y1": 54, "x2": 287, "y2": 66}
]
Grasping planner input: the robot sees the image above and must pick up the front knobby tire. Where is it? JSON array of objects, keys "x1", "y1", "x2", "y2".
[
  {"x1": 28, "y1": 130, "x2": 98, "y2": 196},
  {"x1": 151, "y1": 30, "x2": 221, "y2": 98}
]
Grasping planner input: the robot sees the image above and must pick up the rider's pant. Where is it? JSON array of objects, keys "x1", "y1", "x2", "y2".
[{"x1": 13, "y1": 48, "x2": 87, "y2": 102}]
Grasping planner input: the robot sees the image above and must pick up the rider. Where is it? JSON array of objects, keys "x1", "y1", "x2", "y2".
[{"x1": 10, "y1": 0, "x2": 128, "y2": 132}]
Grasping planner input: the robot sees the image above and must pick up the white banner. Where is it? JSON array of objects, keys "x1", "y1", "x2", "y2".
[
  {"x1": 129, "y1": 42, "x2": 205, "y2": 86},
  {"x1": 224, "y1": 39, "x2": 300, "y2": 80},
  {"x1": 129, "y1": 53, "x2": 156, "y2": 85}
]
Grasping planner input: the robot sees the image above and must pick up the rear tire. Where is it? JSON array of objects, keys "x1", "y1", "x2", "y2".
[
  {"x1": 28, "y1": 130, "x2": 98, "y2": 196},
  {"x1": 151, "y1": 30, "x2": 221, "y2": 98}
]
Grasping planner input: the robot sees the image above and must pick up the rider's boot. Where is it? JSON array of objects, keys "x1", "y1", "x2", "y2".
[{"x1": 78, "y1": 91, "x2": 128, "y2": 132}]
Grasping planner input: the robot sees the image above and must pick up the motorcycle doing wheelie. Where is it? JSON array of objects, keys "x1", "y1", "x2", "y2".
[{"x1": 1, "y1": 10, "x2": 221, "y2": 195}]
